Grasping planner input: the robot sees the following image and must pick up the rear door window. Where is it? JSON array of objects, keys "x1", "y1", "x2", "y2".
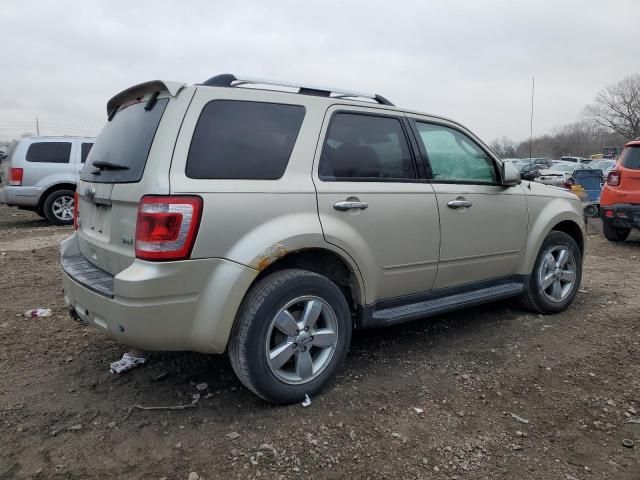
[
  {"x1": 621, "y1": 146, "x2": 640, "y2": 169},
  {"x1": 80, "y1": 142, "x2": 93, "y2": 163},
  {"x1": 319, "y1": 113, "x2": 416, "y2": 181},
  {"x1": 81, "y1": 98, "x2": 168, "y2": 183},
  {"x1": 186, "y1": 100, "x2": 305, "y2": 179},
  {"x1": 26, "y1": 142, "x2": 72, "y2": 163}
]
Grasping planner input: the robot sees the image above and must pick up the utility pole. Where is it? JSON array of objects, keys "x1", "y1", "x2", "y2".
[{"x1": 36, "y1": 117, "x2": 40, "y2": 136}]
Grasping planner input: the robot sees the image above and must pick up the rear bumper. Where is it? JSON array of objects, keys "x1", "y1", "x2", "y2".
[
  {"x1": 0, "y1": 185, "x2": 43, "y2": 207},
  {"x1": 600, "y1": 203, "x2": 640, "y2": 229},
  {"x1": 60, "y1": 234, "x2": 258, "y2": 354}
]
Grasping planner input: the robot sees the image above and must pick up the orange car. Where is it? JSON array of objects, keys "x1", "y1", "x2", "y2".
[{"x1": 600, "y1": 139, "x2": 640, "y2": 242}]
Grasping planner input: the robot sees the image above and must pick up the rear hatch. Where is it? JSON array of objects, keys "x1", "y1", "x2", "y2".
[{"x1": 75, "y1": 80, "x2": 192, "y2": 275}]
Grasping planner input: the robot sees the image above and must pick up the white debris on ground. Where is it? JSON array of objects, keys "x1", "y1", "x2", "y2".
[
  {"x1": 23, "y1": 308, "x2": 52, "y2": 318},
  {"x1": 110, "y1": 352, "x2": 146, "y2": 374}
]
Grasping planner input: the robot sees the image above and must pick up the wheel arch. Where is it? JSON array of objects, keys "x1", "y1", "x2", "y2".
[
  {"x1": 551, "y1": 220, "x2": 585, "y2": 256},
  {"x1": 252, "y1": 247, "x2": 365, "y2": 314},
  {"x1": 37, "y1": 183, "x2": 76, "y2": 211}
]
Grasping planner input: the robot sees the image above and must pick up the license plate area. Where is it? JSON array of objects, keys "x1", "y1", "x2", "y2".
[{"x1": 82, "y1": 203, "x2": 112, "y2": 240}]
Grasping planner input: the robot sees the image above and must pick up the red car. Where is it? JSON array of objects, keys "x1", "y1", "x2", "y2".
[{"x1": 600, "y1": 139, "x2": 640, "y2": 241}]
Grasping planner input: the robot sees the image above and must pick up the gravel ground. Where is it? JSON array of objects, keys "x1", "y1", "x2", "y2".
[{"x1": 0, "y1": 204, "x2": 639, "y2": 480}]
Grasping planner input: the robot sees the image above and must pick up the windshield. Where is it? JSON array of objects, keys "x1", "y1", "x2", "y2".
[{"x1": 81, "y1": 98, "x2": 168, "y2": 183}]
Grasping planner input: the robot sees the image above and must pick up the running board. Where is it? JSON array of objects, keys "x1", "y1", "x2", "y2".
[{"x1": 365, "y1": 279, "x2": 526, "y2": 328}]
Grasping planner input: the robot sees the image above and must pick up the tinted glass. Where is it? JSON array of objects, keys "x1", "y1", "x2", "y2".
[
  {"x1": 186, "y1": 100, "x2": 305, "y2": 180},
  {"x1": 415, "y1": 123, "x2": 496, "y2": 184},
  {"x1": 80, "y1": 142, "x2": 93, "y2": 163},
  {"x1": 81, "y1": 98, "x2": 168, "y2": 183},
  {"x1": 26, "y1": 142, "x2": 71, "y2": 163},
  {"x1": 621, "y1": 146, "x2": 640, "y2": 170},
  {"x1": 319, "y1": 113, "x2": 415, "y2": 180}
]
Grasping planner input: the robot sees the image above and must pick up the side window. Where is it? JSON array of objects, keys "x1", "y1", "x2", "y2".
[
  {"x1": 415, "y1": 122, "x2": 497, "y2": 184},
  {"x1": 26, "y1": 142, "x2": 72, "y2": 164},
  {"x1": 319, "y1": 113, "x2": 415, "y2": 181},
  {"x1": 186, "y1": 100, "x2": 305, "y2": 180},
  {"x1": 80, "y1": 142, "x2": 93, "y2": 163}
]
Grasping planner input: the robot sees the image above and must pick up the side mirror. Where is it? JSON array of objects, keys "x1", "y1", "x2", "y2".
[{"x1": 502, "y1": 162, "x2": 521, "y2": 186}]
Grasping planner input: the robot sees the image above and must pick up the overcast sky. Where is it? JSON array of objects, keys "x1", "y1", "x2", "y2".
[{"x1": 1, "y1": 0, "x2": 637, "y2": 143}]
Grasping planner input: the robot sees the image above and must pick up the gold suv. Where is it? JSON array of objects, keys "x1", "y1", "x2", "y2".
[{"x1": 61, "y1": 74, "x2": 585, "y2": 403}]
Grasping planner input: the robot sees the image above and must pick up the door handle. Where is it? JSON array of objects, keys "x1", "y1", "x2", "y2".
[
  {"x1": 447, "y1": 199, "x2": 472, "y2": 209},
  {"x1": 334, "y1": 200, "x2": 369, "y2": 211}
]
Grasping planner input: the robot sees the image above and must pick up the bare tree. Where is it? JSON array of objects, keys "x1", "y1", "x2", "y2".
[
  {"x1": 515, "y1": 121, "x2": 625, "y2": 159},
  {"x1": 489, "y1": 136, "x2": 517, "y2": 158},
  {"x1": 584, "y1": 74, "x2": 640, "y2": 140}
]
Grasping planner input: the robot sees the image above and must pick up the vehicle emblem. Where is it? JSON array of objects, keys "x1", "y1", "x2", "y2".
[{"x1": 85, "y1": 185, "x2": 96, "y2": 199}]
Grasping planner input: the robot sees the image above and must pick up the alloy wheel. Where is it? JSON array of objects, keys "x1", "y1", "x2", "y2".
[{"x1": 265, "y1": 296, "x2": 339, "y2": 385}]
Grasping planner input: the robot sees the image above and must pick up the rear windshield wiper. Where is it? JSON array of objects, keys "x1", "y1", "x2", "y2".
[{"x1": 91, "y1": 160, "x2": 130, "y2": 171}]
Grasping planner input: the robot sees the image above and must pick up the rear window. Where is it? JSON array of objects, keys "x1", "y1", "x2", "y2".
[
  {"x1": 186, "y1": 100, "x2": 305, "y2": 180},
  {"x1": 26, "y1": 142, "x2": 71, "y2": 163},
  {"x1": 81, "y1": 98, "x2": 168, "y2": 183},
  {"x1": 80, "y1": 142, "x2": 93, "y2": 163},
  {"x1": 621, "y1": 146, "x2": 640, "y2": 170}
]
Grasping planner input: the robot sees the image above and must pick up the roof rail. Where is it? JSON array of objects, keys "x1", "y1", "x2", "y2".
[{"x1": 200, "y1": 74, "x2": 394, "y2": 106}]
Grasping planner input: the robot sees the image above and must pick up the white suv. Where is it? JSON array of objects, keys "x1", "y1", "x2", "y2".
[{"x1": 61, "y1": 75, "x2": 585, "y2": 403}]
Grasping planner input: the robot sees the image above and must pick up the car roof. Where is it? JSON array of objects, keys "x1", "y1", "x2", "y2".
[
  {"x1": 20, "y1": 135, "x2": 96, "y2": 141},
  {"x1": 108, "y1": 77, "x2": 471, "y2": 133}
]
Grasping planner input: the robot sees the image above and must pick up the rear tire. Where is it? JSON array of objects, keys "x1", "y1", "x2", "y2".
[
  {"x1": 228, "y1": 269, "x2": 351, "y2": 404},
  {"x1": 43, "y1": 189, "x2": 75, "y2": 226},
  {"x1": 602, "y1": 221, "x2": 630, "y2": 242},
  {"x1": 519, "y1": 231, "x2": 582, "y2": 314}
]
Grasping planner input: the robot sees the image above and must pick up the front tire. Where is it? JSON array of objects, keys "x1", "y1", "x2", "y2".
[
  {"x1": 520, "y1": 231, "x2": 582, "y2": 314},
  {"x1": 602, "y1": 221, "x2": 630, "y2": 242},
  {"x1": 43, "y1": 189, "x2": 75, "y2": 226},
  {"x1": 228, "y1": 269, "x2": 352, "y2": 404}
]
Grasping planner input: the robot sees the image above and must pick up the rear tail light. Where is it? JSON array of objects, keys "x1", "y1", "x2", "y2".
[
  {"x1": 607, "y1": 170, "x2": 621, "y2": 186},
  {"x1": 8, "y1": 167, "x2": 23, "y2": 186},
  {"x1": 73, "y1": 191, "x2": 79, "y2": 230},
  {"x1": 135, "y1": 195, "x2": 203, "y2": 261},
  {"x1": 604, "y1": 209, "x2": 614, "y2": 218}
]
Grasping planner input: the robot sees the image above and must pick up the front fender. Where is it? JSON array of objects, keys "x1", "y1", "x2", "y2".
[{"x1": 521, "y1": 195, "x2": 585, "y2": 274}]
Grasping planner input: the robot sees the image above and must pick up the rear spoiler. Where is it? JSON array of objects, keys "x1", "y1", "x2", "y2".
[{"x1": 106, "y1": 80, "x2": 185, "y2": 117}]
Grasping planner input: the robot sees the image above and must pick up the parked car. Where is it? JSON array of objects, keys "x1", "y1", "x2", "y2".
[
  {"x1": 60, "y1": 75, "x2": 585, "y2": 403},
  {"x1": 0, "y1": 136, "x2": 95, "y2": 224},
  {"x1": 561, "y1": 156, "x2": 591, "y2": 164},
  {"x1": 588, "y1": 159, "x2": 616, "y2": 177},
  {"x1": 513, "y1": 159, "x2": 553, "y2": 180},
  {"x1": 535, "y1": 162, "x2": 592, "y2": 187},
  {"x1": 600, "y1": 139, "x2": 640, "y2": 242}
]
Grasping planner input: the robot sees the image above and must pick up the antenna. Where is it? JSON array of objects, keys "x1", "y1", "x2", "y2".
[
  {"x1": 528, "y1": 76, "x2": 535, "y2": 189},
  {"x1": 529, "y1": 76, "x2": 534, "y2": 160}
]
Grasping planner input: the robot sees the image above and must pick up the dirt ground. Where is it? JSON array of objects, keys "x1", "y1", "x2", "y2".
[{"x1": 0, "y1": 204, "x2": 638, "y2": 480}]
